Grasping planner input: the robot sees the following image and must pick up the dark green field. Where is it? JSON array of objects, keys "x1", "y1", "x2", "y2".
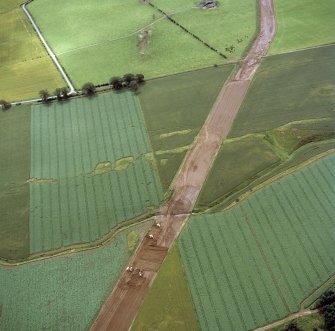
[
  {"x1": 229, "y1": 45, "x2": 335, "y2": 137},
  {"x1": 196, "y1": 45, "x2": 335, "y2": 210},
  {"x1": 139, "y1": 64, "x2": 234, "y2": 191},
  {"x1": 0, "y1": 105, "x2": 31, "y2": 260}
]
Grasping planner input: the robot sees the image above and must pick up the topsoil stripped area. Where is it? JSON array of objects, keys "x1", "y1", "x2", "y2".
[{"x1": 90, "y1": 1, "x2": 276, "y2": 330}]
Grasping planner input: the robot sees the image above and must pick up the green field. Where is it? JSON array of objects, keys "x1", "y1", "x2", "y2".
[
  {"x1": 131, "y1": 245, "x2": 200, "y2": 331},
  {"x1": 196, "y1": 46, "x2": 335, "y2": 210},
  {"x1": 180, "y1": 153, "x2": 335, "y2": 330},
  {"x1": 28, "y1": 0, "x2": 250, "y2": 87},
  {"x1": 0, "y1": 0, "x2": 64, "y2": 101},
  {"x1": 196, "y1": 118, "x2": 335, "y2": 210},
  {"x1": 197, "y1": 135, "x2": 281, "y2": 209},
  {"x1": 0, "y1": 221, "x2": 151, "y2": 330},
  {"x1": 151, "y1": 0, "x2": 257, "y2": 60},
  {"x1": 29, "y1": 92, "x2": 163, "y2": 253},
  {"x1": 0, "y1": 105, "x2": 31, "y2": 260},
  {"x1": 139, "y1": 65, "x2": 234, "y2": 191},
  {"x1": 270, "y1": 0, "x2": 335, "y2": 54},
  {"x1": 229, "y1": 45, "x2": 335, "y2": 138}
]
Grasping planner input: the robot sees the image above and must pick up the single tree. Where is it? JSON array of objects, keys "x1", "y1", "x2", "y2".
[
  {"x1": 39, "y1": 89, "x2": 50, "y2": 102},
  {"x1": 123, "y1": 73, "x2": 135, "y2": 86},
  {"x1": 61, "y1": 87, "x2": 69, "y2": 99},
  {"x1": 129, "y1": 81, "x2": 139, "y2": 93},
  {"x1": 110, "y1": 77, "x2": 123, "y2": 90},
  {"x1": 81, "y1": 82, "x2": 96, "y2": 96},
  {"x1": 0, "y1": 100, "x2": 11, "y2": 111},
  {"x1": 55, "y1": 88, "x2": 62, "y2": 100},
  {"x1": 136, "y1": 73, "x2": 145, "y2": 84}
]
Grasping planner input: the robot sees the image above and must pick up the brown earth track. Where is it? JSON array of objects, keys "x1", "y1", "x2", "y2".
[{"x1": 90, "y1": 1, "x2": 276, "y2": 330}]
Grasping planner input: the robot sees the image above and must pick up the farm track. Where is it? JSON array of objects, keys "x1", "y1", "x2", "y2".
[
  {"x1": 90, "y1": 0, "x2": 276, "y2": 330},
  {"x1": 253, "y1": 309, "x2": 318, "y2": 331},
  {"x1": 19, "y1": 0, "x2": 75, "y2": 98}
]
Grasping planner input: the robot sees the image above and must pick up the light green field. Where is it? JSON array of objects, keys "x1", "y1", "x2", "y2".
[
  {"x1": 0, "y1": 105, "x2": 30, "y2": 260},
  {"x1": 28, "y1": 0, "x2": 250, "y2": 86},
  {"x1": 131, "y1": 245, "x2": 200, "y2": 331},
  {"x1": 0, "y1": 222, "x2": 151, "y2": 331},
  {"x1": 180, "y1": 153, "x2": 335, "y2": 330},
  {"x1": 270, "y1": 0, "x2": 335, "y2": 54},
  {"x1": 29, "y1": 92, "x2": 163, "y2": 253},
  {"x1": 0, "y1": 0, "x2": 64, "y2": 101},
  {"x1": 152, "y1": 0, "x2": 257, "y2": 59},
  {"x1": 139, "y1": 65, "x2": 234, "y2": 191}
]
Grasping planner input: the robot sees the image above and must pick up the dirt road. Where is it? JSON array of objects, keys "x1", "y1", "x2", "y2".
[{"x1": 90, "y1": 1, "x2": 276, "y2": 330}]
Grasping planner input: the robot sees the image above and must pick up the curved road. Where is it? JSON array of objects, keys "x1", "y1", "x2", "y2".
[{"x1": 91, "y1": 1, "x2": 276, "y2": 330}]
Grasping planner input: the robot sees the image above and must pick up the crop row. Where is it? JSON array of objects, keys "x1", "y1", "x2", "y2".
[
  {"x1": 31, "y1": 92, "x2": 151, "y2": 179},
  {"x1": 179, "y1": 154, "x2": 335, "y2": 330}
]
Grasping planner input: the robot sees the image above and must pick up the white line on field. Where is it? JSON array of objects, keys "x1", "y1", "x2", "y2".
[{"x1": 21, "y1": 0, "x2": 76, "y2": 95}]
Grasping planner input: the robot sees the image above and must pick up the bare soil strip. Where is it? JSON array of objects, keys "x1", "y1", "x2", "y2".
[{"x1": 91, "y1": 1, "x2": 276, "y2": 330}]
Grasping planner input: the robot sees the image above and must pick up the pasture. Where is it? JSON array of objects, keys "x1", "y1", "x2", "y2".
[
  {"x1": 152, "y1": 0, "x2": 257, "y2": 60},
  {"x1": 29, "y1": 92, "x2": 163, "y2": 253},
  {"x1": 229, "y1": 45, "x2": 335, "y2": 138},
  {"x1": 139, "y1": 64, "x2": 234, "y2": 191},
  {"x1": 131, "y1": 245, "x2": 200, "y2": 331},
  {"x1": 0, "y1": 0, "x2": 64, "y2": 101},
  {"x1": 0, "y1": 222, "x2": 151, "y2": 331},
  {"x1": 0, "y1": 105, "x2": 31, "y2": 260},
  {"x1": 28, "y1": 0, "x2": 249, "y2": 86},
  {"x1": 180, "y1": 153, "x2": 335, "y2": 330},
  {"x1": 270, "y1": 0, "x2": 335, "y2": 54}
]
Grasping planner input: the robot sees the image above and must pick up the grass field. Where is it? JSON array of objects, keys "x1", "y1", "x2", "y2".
[
  {"x1": 0, "y1": 222, "x2": 151, "y2": 331},
  {"x1": 139, "y1": 65, "x2": 234, "y2": 191},
  {"x1": 270, "y1": 0, "x2": 335, "y2": 54},
  {"x1": 180, "y1": 153, "x2": 335, "y2": 330},
  {"x1": 152, "y1": 0, "x2": 257, "y2": 60},
  {"x1": 229, "y1": 45, "x2": 335, "y2": 138},
  {"x1": 0, "y1": 105, "x2": 31, "y2": 260},
  {"x1": 131, "y1": 245, "x2": 200, "y2": 331},
  {"x1": 0, "y1": 0, "x2": 64, "y2": 101},
  {"x1": 29, "y1": 91, "x2": 163, "y2": 253}
]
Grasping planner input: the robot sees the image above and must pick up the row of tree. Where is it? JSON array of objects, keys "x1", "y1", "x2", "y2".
[{"x1": 39, "y1": 73, "x2": 145, "y2": 103}]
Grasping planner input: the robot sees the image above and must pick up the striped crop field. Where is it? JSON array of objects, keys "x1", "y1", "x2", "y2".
[
  {"x1": 0, "y1": 222, "x2": 151, "y2": 330},
  {"x1": 29, "y1": 92, "x2": 163, "y2": 253},
  {"x1": 179, "y1": 153, "x2": 335, "y2": 331}
]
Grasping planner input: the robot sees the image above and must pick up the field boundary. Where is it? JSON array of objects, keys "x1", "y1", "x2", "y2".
[
  {"x1": 148, "y1": 1, "x2": 227, "y2": 58},
  {"x1": 204, "y1": 147, "x2": 335, "y2": 213},
  {"x1": 0, "y1": 213, "x2": 155, "y2": 266},
  {"x1": 300, "y1": 272, "x2": 335, "y2": 310},
  {"x1": 21, "y1": 0, "x2": 75, "y2": 94}
]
